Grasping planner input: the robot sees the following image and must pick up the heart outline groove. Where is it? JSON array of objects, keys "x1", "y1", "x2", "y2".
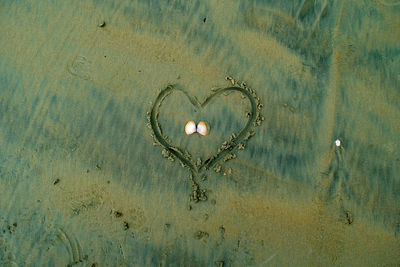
[{"x1": 148, "y1": 78, "x2": 264, "y2": 202}]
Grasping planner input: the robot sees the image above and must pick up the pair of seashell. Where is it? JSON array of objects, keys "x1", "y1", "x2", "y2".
[{"x1": 184, "y1": 121, "x2": 209, "y2": 136}]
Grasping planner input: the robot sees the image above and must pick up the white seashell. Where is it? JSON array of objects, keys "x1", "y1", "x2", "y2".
[
  {"x1": 335, "y1": 139, "x2": 341, "y2": 147},
  {"x1": 185, "y1": 121, "x2": 196, "y2": 135},
  {"x1": 196, "y1": 121, "x2": 208, "y2": 136}
]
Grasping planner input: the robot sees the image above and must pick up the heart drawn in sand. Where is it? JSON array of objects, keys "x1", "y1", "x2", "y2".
[{"x1": 149, "y1": 82, "x2": 263, "y2": 178}]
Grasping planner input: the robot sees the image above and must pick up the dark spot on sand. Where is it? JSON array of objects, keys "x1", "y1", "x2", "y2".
[
  {"x1": 345, "y1": 210, "x2": 353, "y2": 225},
  {"x1": 113, "y1": 211, "x2": 123, "y2": 218},
  {"x1": 219, "y1": 226, "x2": 225, "y2": 237},
  {"x1": 7, "y1": 225, "x2": 14, "y2": 233},
  {"x1": 194, "y1": 231, "x2": 209, "y2": 240}
]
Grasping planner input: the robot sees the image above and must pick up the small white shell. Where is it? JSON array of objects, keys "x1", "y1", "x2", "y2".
[
  {"x1": 185, "y1": 121, "x2": 196, "y2": 135},
  {"x1": 197, "y1": 121, "x2": 208, "y2": 136},
  {"x1": 335, "y1": 139, "x2": 341, "y2": 147}
]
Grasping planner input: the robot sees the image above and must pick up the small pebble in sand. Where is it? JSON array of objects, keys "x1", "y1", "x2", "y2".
[{"x1": 335, "y1": 139, "x2": 341, "y2": 147}]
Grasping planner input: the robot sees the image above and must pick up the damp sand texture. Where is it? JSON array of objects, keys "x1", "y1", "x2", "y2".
[{"x1": 0, "y1": 0, "x2": 399, "y2": 266}]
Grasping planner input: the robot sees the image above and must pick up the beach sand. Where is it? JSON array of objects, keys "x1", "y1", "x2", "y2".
[{"x1": 0, "y1": 0, "x2": 399, "y2": 266}]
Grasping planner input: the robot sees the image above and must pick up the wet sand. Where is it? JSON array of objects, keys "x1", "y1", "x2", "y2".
[{"x1": 0, "y1": 0, "x2": 399, "y2": 266}]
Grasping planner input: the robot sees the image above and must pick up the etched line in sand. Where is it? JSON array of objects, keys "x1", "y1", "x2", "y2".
[
  {"x1": 67, "y1": 55, "x2": 92, "y2": 81},
  {"x1": 56, "y1": 228, "x2": 86, "y2": 266}
]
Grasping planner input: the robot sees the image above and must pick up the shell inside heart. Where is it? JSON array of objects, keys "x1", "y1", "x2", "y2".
[{"x1": 184, "y1": 121, "x2": 209, "y2": 136}]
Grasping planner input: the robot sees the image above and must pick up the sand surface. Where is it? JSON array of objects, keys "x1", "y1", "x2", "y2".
[{"x1": 0, "y1": 0, "x2": 399, "y2": 266}]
